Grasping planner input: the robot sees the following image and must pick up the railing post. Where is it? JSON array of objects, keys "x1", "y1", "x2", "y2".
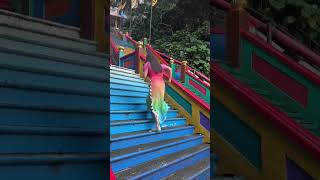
[
  {"x1": 136, "y1": 41, "x2": 143, "y2": 74},
  {"x1": 143, "y1": 38, "x2": 148, "y2": 49},
  {"x1": 267, "y1": 21, "x2": 273, "y2": 44},
  {"x1": 181, "y1": 61, "x2": 187, "y2": 83},
  {"x1": 170, "y1": 58, "x2": 176, "y2": 79},
  {"x1": 93, "y1": 0, "x2": 108, "y2": 53},
  {"x1": 118, "y1": 46, "x2": 125, "y2": 66},
  {"x1": 226, "y1": 0, "x2": 249, "y2": 67}
]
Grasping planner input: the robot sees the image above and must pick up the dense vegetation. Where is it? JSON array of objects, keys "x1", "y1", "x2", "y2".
[
  {"x1": 122, "y1": 0, "x2": 213, "y2": 76},
  {"x1": 248, "y1": 0, "x2": 320, "y2": 52}
]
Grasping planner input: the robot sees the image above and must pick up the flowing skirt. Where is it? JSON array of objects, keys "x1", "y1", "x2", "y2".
[{"x1": 147, "y1": 77, "x2": 169, "y2": 125}]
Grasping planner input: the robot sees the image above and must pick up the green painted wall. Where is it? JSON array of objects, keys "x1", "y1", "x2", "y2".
[
  {"x1": 213, "y1": 100, "x2": 262, "y2": 169},
  {"x1": 166, "y1": 85, "x2": 192, "y2": 115}
]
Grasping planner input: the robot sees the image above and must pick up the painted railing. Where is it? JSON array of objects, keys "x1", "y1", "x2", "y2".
[
  {"x1": 157, "y1": 52, "x2": 210, "y2": 103},
  {"x1": 110, "y1": 38, "x2": 119, "y2": 65},
  {"x1": 212, "y1": 63, "x2": 320, "y2": 179},
  {"x1": 240, "y1": 31, "x2": 320, "y2": 131},
  {"x1": 211, "y1": 0, "x2": 320, "y2": 70},
  {"x1": 119, "y1": 31, "x2": 210, "y2": 105},
  {"x1": 211, "y1": 1, "x2": 320, "y2": 179}
]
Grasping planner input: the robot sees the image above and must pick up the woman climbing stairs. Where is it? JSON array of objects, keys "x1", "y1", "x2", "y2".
[{"x1": 110, "y1": 65, "x2": 210, "y2": 179}]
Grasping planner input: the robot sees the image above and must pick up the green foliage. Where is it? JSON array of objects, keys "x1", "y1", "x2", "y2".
[
  {"x1": 153, "y1": 21, "x2": 210, "y2": 76},
  {"x1": 261, "y1": 0, "x2": 320, "y2": 44},
  {"x1": 123, "y1": 0, "x2": 211, "y2": 76}
]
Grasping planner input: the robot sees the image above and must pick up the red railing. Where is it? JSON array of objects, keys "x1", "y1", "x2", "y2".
[
  {"x1": 211, "y1": 0, "x2": 320, "y2": 69},
  {"x1": 145, "y1": 45, "x2": 210, "y2": 111},
  {"x1": 213, "y1": 63, "x2": 320, "y2": 160},
  {"x1": 152, "y1": 51, "x2": 210, "y2": 88}
]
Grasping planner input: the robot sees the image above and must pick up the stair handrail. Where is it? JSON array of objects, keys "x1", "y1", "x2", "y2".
[
  {"x1": 212, "y1": 63, "x2": 320, "y2": 160},
  {"x1": 110, "y1": 38, "x2": 119, "y2": 65},
  {"x1": 156, "y1": 51, "x2": 210, "y2": 86},
  {"x1": 146, "y1": 45, "x2": 210, "y2": 111},
  {"x1": 211, "y1": 0, "x2": 320, "y2": 69}
]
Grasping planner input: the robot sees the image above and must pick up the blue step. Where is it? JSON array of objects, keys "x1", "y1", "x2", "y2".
[
  {"x1": 0, "y1": 68, "x2": 106, "y2": 95},
  {"x1": 110, "y1": 83, "x2": 148, "y2": 92},
  {"x1": 110, "y1": 102, "x2": 147, "y2": 111},
  {"x1": 0, "y1": 24, "x2": 97, "y2": 52},
  {"x1": 110, "y1": 69, "x2": 140, "y2": 78},
  {"x1": 110, "y1": 110, "x2": 178, "y2": 121},
  {"x1": 110, "y1": 118, "x2": 187, "y2": 135},
  {"x1": 111, "y1": 126, "x2": 194, "y2": 151},
  {"x1": 0, "y1": 154, "x2": 107, "y2": 180},
  {"x1": 0, "y1": 51, "x2": 106, "y2": 81},
  {"x1": 111, "y1": 135, "x2": 204, "y2": 172},
  {"x1": 110, "y1": 88, "x2": 148, "y2": 97},
  {"x1": 0, "y1": 134, "x2": 106, "y2": 153},
  {"x1": 0, "y1": 108, "x2": 106, "y2": 129},
  {"x1": 110, "y1": 78, "x2": 148, "y2": 88},
  {"x1": 110, "y1": 95, "x2": 146, "y2": 103},
  {"x1": 115, "y1": 144, "x2": 210, "y2": 179},
  {"x1": 0, "y1": 87, "x2": 106, "y2": 112},
  {"x1": 163, "y1": 157, "x2": 210, "y2": 180},
  {"x1": 110, "y1": 65, "x2": 136, "y2": 74},
  {"x1": 0, "y1": 37, "x2": 106, "y2": 65},
  {"x1": 111, "y1": 73, "x2": 145, "y2": 84}
]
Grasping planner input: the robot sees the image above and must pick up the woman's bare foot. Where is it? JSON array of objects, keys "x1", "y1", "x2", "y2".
[{"x1": 152, "y1": 111, "x2": 161, "y2": 132}]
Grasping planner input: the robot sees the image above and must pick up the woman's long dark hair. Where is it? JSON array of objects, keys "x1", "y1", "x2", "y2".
[{"x1": 147, "y1": 50, "x2": 162, "y2": 73}]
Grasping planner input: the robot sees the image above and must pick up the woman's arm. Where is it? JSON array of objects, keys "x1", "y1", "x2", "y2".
[
  {"x1": 143, "y1": 62, "x2": 149, "y2": 80},
  {"x1": 162, "y1": 65, "x2": 172, "y2": 83}
]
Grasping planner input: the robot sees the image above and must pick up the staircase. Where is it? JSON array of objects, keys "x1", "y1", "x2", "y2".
[
  {"x1": 217, "y1": 63, "x2": 320, "y2": 137},
  {"x1": 110, "y1": 65, "x2": 210, "y2": 179},
  {"x1": 0, "y1": 9, "x2": 107, "y2": 179}
]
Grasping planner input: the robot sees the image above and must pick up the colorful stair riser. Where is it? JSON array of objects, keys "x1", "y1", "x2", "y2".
[{"x1": 212, "y1": 81, "x2": 320, "y2": 179}]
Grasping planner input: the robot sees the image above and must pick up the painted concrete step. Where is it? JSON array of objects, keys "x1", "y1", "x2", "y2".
[
  {"x1": 0, "y1": 107, "x2": 106, "y2": 130},
  {"x1": 0, "y1": 9, "x2": 80, "y2": 38},
  {"x1": 0, "y1": 79, "x2": 106, "y2": 98},
  {"x1": 163, "y1": 157, "x2": 210, "y2": 180},
  {"x1": 0, "y1": 153, "x2": 107, "y2": 180},
  {"x1": 0, "y1": 87, "x2": 106, "y2": 112},
  {"x1": 110, "y1": 88, "x2": 148, "y2": 97},
  {"x1": 110, "y1": 102, "x2": 172, "y2": 111},
  {"x1": 111, "y1": 73, "x2": 145, "y2": 84},
  {"x1": 110, "y1": 69, "x2": 140, "y2": 78},
  {"x1": 110, "y1": 110, "x2": 178, "y2": 121},
  {"x1": 110, "y1": 83, "x2": 148, "y2": 92},
  {"x1": 111, "y1": 126, "x2": 194, "y2": 151},
  {"x1": 0, "y1": 51, "x2": 107, "y2": 81},
  {"x1": 0, "y1": 68, "x2": 106, "y2": 96},
  {"x1": 115, "y1": 144, "x2": 210, "y2": 180},
  {"x1": 111, "y1": 135, "x2": 203, "y2": 172},
  {"x1": 0, "y1": 37, "x2": 106, "y2": 66},
  {"x1": 110, "y1": 95, "x2": 146, "y2": 103},
  {"x1": 111, "y1": 65, "x2": 136, "y2": 74},
  {"x1": 110, "y1": 78, "x2": 148, "y2": 88},
  {"x1": 0, "y1": 25, "x2": 97, "y2": 52},
  {"x1": 0, "y1": 133, "x2": 106, "y2": 154},
  {"x1": 110, "y1": 118, "x2": 187, "y2": 135},
  {"x1": 110, "y1": 102, "x2": 147, "y2": 111}
]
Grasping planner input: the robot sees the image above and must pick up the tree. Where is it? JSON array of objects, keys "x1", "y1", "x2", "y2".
[{"x1": 123, "y1": 0, "x2": 212, "y2": 76}]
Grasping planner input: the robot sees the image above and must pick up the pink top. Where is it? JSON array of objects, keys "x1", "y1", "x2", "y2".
[{"x1": 143, "y1": 62, "x2": 167, "y2": 80}]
